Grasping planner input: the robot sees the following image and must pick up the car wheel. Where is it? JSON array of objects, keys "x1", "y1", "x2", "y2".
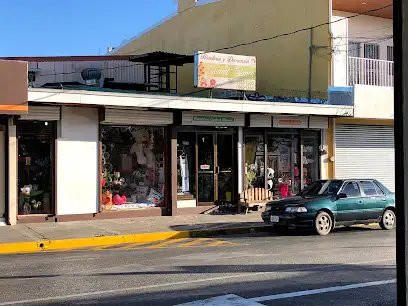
[
  {"x1": 314, "y1": 211, "x2": 333, "y2": 236},
  {"x1": 380, "y1": 209, "x2": 396, "y2": 230}
]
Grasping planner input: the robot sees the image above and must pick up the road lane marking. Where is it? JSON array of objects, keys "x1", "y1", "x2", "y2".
[
  {"x1": 175, "y1": 294, "x2": 265, "y2": 306},
  {"x1": 251, "y1": 279, "x2": 396, "y2": 302},
  {"x1": 177, "y1": 238, "x2": 212, "y2": 247},
  {"x1": 175, "y1": 279, "x2": 396, "y2": 305},
  {"x1": 206, "y1": 240, "x2": 238, "y2": 247},
  {"x1": 147, "y1": 238, "x2": 189, "y2": 249},
  {"x1": 0, "y1": 258, "x2": 394, "y2": 306}
]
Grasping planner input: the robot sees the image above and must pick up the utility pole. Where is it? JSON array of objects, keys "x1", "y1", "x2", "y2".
[{"x1": 394, "y1": 0, "x2": 408, "y2": 304}]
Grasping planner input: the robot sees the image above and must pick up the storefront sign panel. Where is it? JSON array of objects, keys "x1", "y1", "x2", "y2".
[
  {"x1": 183, "y1": 112, "x2": 245, "y2": 126},
  {"x1": 194, "y1": 51, "x2": 256, "y2": 91},
  {"x1": 193, "y1": 116, "x2": 234, "y2": 123},
  {"x1": 273, "y1": 116, "x2": 308, "y2": 128}
]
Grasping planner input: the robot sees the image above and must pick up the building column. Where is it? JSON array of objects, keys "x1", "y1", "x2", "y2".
[
  {"x1": 320, "y1": 129, "x2": 329, "y2": 180},
  {"x1": 170, "y1": 126, "x2": 178, "y2": 216},
  {"x1": 326, "y1": 118, "x2": 335, "y2": 179},
  {"x1": 0, "y1": 126, "x2": 5, "y2": 225},
  {"x1": 237, "y1": 126, "x2": 244, "y2": 194},
  {"x1": 7, "y1": 118, "x2": 17, "y2": 225}
]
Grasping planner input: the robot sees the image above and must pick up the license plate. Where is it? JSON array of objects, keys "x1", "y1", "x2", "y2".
[{"x1": 270, "y1": 215, "x2": 279, "y2": 223}]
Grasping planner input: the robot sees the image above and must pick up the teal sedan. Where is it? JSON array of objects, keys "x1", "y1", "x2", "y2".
[{"x1": 262, "y1": 179, "x2": 395, "y2": 235}]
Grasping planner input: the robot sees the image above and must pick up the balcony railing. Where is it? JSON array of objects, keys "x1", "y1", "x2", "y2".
[{"x1": 348, "y1": 57, "x2": 394, "y2": 87}]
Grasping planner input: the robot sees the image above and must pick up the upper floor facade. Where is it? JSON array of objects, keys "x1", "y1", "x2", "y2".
[
  {"x1": 330, "y1": 0, "x2": 394, "y2": 120},
  {"x1": 113, "y1": 0, "x2": 331, "y2": 102}
]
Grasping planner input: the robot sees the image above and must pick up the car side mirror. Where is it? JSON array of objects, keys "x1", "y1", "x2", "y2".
[{"x1": 337, "y1": 193, "x2": 347, "y2": 200}]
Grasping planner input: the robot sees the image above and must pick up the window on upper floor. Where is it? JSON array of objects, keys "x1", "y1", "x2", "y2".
[
  {"x1": 348, "y1": 41, "x2": 360, "y2": 57},
  {"x1": 364, "y1": 43, "x2": 380, "y2": 59},
  {"x1": 387, "y1": 46, "x2": 394, "y2": 61}
]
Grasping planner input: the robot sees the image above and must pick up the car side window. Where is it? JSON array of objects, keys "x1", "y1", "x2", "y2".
[
  {"x1": 342, "y1": 182, "x2": 361, "y2": 198},
  {"x1": 360, "y1": 181, "x2": 378, "y2": 196},
  {"x1": 373, "y1": 182, "x2": 385, "y2": 196}
]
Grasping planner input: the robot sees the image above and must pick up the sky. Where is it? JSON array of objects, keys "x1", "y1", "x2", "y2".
[{"x1": 0, "y1": 0, "x2": 177, "y2": 57}]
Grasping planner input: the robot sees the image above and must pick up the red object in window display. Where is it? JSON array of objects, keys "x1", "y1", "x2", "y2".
[
  {"x1": 101, "y1": 179, "x2": 106, "y2": 187},
  {"x1": 112, "y1": 194, "x2": 127, "y2": 205},
  {"x1": 279, "y1": 184, "x2": 289, "y2": 198}
]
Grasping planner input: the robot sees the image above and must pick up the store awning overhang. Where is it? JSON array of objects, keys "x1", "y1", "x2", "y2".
[{"x1": 28, "y1": 88, "x2": 354, "y2": 117}]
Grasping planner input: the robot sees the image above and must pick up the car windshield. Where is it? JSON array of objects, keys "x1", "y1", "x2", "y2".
[{"x1": 298, "y1": 180, "x2": 343, "y2": 197}]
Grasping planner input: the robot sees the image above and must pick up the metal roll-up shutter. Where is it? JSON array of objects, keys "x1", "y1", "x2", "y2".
[
  {"x1": 102, "y1": 108, "x2": 173, "y2": 125},
  {"x1": 20, "y1": 106, "x2": 61, "y2": 121},
  {"x1": 335, "y1": 124, "x2": 395, "y2": 191}
]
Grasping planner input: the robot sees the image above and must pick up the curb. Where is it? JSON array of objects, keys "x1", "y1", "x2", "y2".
[{"x1": 0, "y1": 225, "x2": 272, "y2": 255}]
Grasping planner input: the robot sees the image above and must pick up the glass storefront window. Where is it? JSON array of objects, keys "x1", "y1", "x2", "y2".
[
  {"x1": 18, "y1": 121, "x2": 55, "y2": 215},
  {"x1": 267, "y1": 133, "x2": 300, "y2": 198},
  {"x1": 245, "y1": 133, "x2": 265, "y2": 189},
  {"x1": 100, "y1": 126, "x2": 165, "y2": 211},
  {"x1": 302, "y1": 131, "x2": 320, "y2": 188},
  {"x1": 177, "y1": 132, "x2": 196, "y2": 201}
]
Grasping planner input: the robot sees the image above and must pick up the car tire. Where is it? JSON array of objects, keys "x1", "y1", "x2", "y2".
[
  {"x1": 314, "y1": 211, "x2": 333, "y2": 236},
  {"x1": 380, "y1": 209, "x2": 396, "y2": 230}
]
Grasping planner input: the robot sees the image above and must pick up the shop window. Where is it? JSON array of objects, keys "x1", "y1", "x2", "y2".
[
  {"x1": 302, "y1": 131, "x2": 320, "y2": 189},
  {"x1": 177, "y1": 132, "x2": 196, "y2": 204},
  {"x1": 267, "y1": 133, "x2": 300, "y2": 198},
  {"x1": 18, "y1": 121, "x2": 55, "y2": 215},
  {"x1": 244, "y1": 134, "x2": 265, "y2": 189},
  {"x1": 100, "y1": 126, "x2": 165, "y2": 211}
]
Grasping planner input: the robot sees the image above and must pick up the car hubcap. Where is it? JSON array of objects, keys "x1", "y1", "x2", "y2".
[
  {"x1": 317, "y1": 215, "x2": 331, "y2": 233},
  {"x1": 384, "y1": 211, "x2": 395, "y2": 228}
]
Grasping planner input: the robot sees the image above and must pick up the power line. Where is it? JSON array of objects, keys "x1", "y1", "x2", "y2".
[
  {"x1": 36, "y1": 3, "x2": 393, "y2": 79},
  {"x1": 331, "y1": 35, "x2": 393, "y2": 50},
  {"x1": 331, "y1": 36, "x2": 393, "y2": 56}
]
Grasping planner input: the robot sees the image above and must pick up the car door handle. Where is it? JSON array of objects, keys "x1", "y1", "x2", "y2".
[
  {"x1": 358, "y1": 200, "x2": 363, "y2": 204},
  {"x1": 382, "y1": 199, "x2": 387, "y2": 202}
]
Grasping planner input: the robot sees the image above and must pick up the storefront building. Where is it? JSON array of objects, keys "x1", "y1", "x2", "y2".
[
  {"x1": 175, "y1": 111, "x2": 244, "y2": 213},
  {"x1": 244, "y1": 115, "x2": 327, "y2": 201},
  {"x1": 333, "y1": 118, "x2": 395, "y2": 192},
  {"x1": 11, "y1": 105, "x2": 174, "y2": 224},
  {"x1": 5, "y1": 103, "x2": 332, "y2": 224}
]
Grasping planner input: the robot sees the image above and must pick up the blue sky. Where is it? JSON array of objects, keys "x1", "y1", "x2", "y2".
[{"x1": 0, "y1": 0, "x2": 177, "y2": 57}]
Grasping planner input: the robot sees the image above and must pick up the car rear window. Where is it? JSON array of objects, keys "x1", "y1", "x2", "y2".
[{"x1": 360, "y1": 181, "x2": 378, "y2": 196}]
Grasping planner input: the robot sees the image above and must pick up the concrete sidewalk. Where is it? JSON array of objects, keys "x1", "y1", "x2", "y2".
[{"x1": 0, "y1": 213, "x2": 267, "y2": 253}]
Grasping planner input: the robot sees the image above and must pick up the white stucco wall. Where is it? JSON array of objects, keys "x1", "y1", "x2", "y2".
[
  {"x1": 333, "y1": 10, "x2": 393, "y2": 61},
  {"x1": 331, "y1": 15, "x2": 349, "y2": 86},
  {"x1": 353, "y1": 84, "x2": 394, "y2": 119},
  {"x1": 56, "y1": 107, "x2": 99, "y2": 215}
]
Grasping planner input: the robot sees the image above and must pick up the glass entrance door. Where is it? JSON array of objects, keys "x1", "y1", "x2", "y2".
[
  {"x1": 196, "y1": 133, "x2": 234, "y2": 206},
  {"x1": 197, "y1": 134, "x2": 215, "y2": 205},
  {"x1": 217, "y1": 134, "x2": 234, "y2": 202}
]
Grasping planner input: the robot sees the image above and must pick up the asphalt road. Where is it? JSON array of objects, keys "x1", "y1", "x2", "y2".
[{"x1": 0, "y1": 226, "x2": 396, "y2": 306}]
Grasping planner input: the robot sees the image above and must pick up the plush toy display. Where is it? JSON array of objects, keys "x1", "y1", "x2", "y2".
[
  {"x1": 266, "y1": 168, "x2": 275, "y2": 191},
  {"x1": 19, "y1": 185, "x2": 32, "y2": 214},
  {"x1": 102, "y1": 191, "x2": 113, "y2": 206},
  {"x1": 130, "y1": 129, "x2": 155, "y2": 168}
]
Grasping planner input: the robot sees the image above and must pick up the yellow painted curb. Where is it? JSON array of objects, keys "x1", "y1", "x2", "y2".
[
  {"x1": 0, "y1": 230, "x2": 190, "y2": 254},
  {"x1": 0, "y1": 225, "x2": 269, "y2": 255}
]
